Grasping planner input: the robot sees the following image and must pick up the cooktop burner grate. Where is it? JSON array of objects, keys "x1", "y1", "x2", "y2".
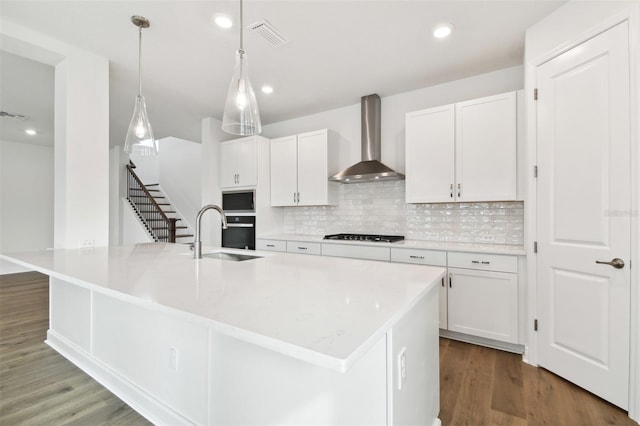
[{"x1": 323, "y1": 233, "x2": 404, "y2": 243}]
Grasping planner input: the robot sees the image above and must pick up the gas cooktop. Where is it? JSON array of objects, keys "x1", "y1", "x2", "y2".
[{"x1": 323, "y1": 233, "x2": 405, "y2": 243}]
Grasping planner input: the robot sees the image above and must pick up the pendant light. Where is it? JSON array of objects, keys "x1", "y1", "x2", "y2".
[
  {"x1": 221, "y1": 0, "x2": 262, "y2": 136},
  {"x1": 124, "y1": 15, "x2": 158, "y2": 156}
]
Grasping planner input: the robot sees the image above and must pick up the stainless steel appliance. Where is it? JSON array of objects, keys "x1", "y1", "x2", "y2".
[
  {"x1": 222, "y1": 215, "x2": 256, "y2": 250},
  {"x1": 222, "y1": 190, "x2": 255, "y2": 212},
  {"x1": 323, "y1": 233, "x2": 404, "y2": 243},
  {"x1": 329, "y1": 94, "x2": 405, "y2": 183}
]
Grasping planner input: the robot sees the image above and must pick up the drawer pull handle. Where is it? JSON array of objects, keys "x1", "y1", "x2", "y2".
[
  {"x1": 441, "y1": 277, "x2": 444, "y2": 287},
  {"x1": 266, "y1": 244, "x2": 275, "y2": 247},
  {"x1": 298, "y1": 247, "x2": 308, "y2": 250},
  {"x1": 409, "y1": 255, "x2": 424, "y2": 259}
]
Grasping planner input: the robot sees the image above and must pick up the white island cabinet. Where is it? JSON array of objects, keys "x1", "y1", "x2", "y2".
[{"x1": 2, "y1": 244, "x2": 444, "y2": 426}]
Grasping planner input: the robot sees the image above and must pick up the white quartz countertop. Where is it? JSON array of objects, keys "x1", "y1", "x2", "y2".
[
  {"x1": 257, "y1": 234, "x2": 526, "y2": 255},
  {"x1": 1, "y1": 243, "x2": 444, "y2": 373}
]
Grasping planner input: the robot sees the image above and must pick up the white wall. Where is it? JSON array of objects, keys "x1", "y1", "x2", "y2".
[
  {"x1": 157, "y1": 137, "x2": 201, "y2": 228},
  {"x1": 1, "y1": 18, "x2": 110, "y2": 249},
  {"x1": 129, "y1": 137, "x2": 202, "y2": 233},
  {"x1": 0, "y1": 140, "x2": 54, "y2": 274},
  {"x1": 261, "y1": 65, "x2": 524, "y2": 175}
]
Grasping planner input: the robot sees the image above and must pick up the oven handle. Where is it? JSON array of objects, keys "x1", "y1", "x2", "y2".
[{"x1": 225, "y1": 223, "x2": 255, "y2": 228}]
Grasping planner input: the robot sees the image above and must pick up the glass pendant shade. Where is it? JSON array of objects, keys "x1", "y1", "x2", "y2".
[
  {"x1": 124, "y1": 94, "x2": 158, "y2": 156},
  {"x1": 222, "y1": 50, "x2": 262, "y2": 136}
]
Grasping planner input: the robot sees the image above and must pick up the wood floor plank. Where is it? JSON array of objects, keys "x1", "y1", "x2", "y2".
[
  {"x1": 439, "y1": 339, "x2": 473, "y2": 425},
  {"x1": 491, "y1": 348, "x2": 526, "y2": 419},
  {"x1": 448, "y1": 344, "x2": 496, "y2": 426}
]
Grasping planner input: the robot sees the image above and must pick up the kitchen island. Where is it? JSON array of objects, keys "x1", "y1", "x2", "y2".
[{"x1": 1, "y1": 243, "x2": 444, "y2": 425}]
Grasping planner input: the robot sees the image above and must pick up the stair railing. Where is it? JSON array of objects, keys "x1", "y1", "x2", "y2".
[{"x1": 126, "y1": 163, "x2": 177, "y2": 243}]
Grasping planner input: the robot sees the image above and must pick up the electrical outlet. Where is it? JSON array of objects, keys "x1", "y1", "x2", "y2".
[
  {"x1": 79, "y1": 239, "x2": 94, "y2": 249},
  {"x1": 398, "y1": 347, "x2": 407, "y2": 390}
]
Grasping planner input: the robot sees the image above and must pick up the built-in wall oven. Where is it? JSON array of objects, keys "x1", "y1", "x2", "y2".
[{"x1": 221, "y1": 190, "x2": 256, "y2": 250}]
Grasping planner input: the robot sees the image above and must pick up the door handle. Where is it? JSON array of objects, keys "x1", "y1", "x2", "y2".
[{"x1": 595, "y1": 258, "x2": 625, "y2": 269}]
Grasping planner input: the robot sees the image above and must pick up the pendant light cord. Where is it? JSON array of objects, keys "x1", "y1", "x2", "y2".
[
  {"x1": 239, "y1": 0, "x2": 244, "y2": 54},
  {"x1": 138, "y1": 26, "x2": 143, "y2": 96}
]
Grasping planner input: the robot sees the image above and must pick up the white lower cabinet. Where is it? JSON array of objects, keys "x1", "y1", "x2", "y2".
[
  {"x1": 390, "y1": 248, "x2": 448, "y2": 329},
  {"x1": 257, "y1": 239, "x2": 521, "y2": 347},
  {"x1": 447, "y1": 252, "x2": 518, "y2": 344}
]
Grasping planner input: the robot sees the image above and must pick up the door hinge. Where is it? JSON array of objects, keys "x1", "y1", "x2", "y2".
[
  {"x1": 534, "y1": 241, "x2": 538, "y2": 253},
  {"x1": 534, "y1": 165, "x2": 538, "y2": 178},
  {"x1": 534, "y1": 319, "x2": 538, "y2": 331},
  {"x1": 534, "y1": 88, "x2": 538, "y2": 100}
]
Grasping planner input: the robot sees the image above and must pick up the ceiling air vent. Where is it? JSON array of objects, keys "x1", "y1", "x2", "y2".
[
  {"x1": 248, "y1": 19, "x2": 288, "y2": 47},
  {"x1": 0, "y1": 111, "x2": 28, "y2": 120}
]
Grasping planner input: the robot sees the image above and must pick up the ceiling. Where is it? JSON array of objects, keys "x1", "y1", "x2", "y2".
[{"x1": 0, "y1": 0, "x2": 566, "y2": 147}]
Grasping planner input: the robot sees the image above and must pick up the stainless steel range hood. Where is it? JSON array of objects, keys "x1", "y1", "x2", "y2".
[{"x1": 329, "y1": 94, "x2": 405, "y2": 183}]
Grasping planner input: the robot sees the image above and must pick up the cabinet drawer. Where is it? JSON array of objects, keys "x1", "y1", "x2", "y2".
[
  {"x1": 322, "y1": 243, "x2": 390, "y2": 261},
  {"x1": 256, "y1": 239, "x2": 286, "y2": 252},
  {"x1": 286, "y1": 241, "x2": 321, "y2": 255},
  {"x1": 447, "y1": 252, "x2": 517, "y2": 273},
  {"x1": 390, "y1": 248, "x2": 446, "y2": 266}
]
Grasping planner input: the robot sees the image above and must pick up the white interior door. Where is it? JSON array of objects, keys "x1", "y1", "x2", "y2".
[{"x1": 536, "y1": 22, "x2": 631, "y2": 409}]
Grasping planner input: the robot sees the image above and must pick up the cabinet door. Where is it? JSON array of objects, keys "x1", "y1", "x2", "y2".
[
  {"x1": 405, "y1": 105, "x2": 455, "y2": 203},
  {"x1": 219, "y1": 141, "x2": 238, "y2": 188},
  {"x1": 455, "y1": 92, "x2": 516, "y2": 201},
  {"x1": 270, "y1": 136, "x2": 298, "y2": 206},
  {"x1": 439, "y1": 276, "x2": 448, "y2": 329},
  {"x1": 297, "y1": 129, "x2": 329, "y2": 206},
  {"x1": 235, "y1": 138, "x2": 257, "y2": 186},
  {"x1": 447, "y1": 268, "x2": 518, "y2": 343}
]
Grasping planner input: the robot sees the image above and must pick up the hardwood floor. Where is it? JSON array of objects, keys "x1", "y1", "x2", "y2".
[
  {"x1": 0, "y1": 272, "x2": 150, "y2": 425},
  {"x1": 0, "y1": 272, "x2": 635, "y2": 425},
  {"x1": 439, "y1": 338, "x2": 636, "y2": 426}
]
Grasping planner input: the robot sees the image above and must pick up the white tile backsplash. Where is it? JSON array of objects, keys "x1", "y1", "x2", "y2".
[{"x1": 283, "y1": 180, "x2": 524, "y2": 245}]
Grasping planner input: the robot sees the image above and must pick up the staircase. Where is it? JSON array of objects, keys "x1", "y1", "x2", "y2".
[{"x1": 126, "y1": 163, "x2": 194, "y2": 243}]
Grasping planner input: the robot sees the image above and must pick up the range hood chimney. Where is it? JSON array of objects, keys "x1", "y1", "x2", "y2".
[{"x1": 329, "y1": 94, "x2": 405, "y2": 183}]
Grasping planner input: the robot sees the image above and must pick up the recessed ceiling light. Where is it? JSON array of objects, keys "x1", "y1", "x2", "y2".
[
  {"x1": 433, "y1": 23, "x2": 454, "y2": 39},
  {"x1": 213, "y1": 13, "x2": 233, "y2": 29},
  {"x1": 25, "y1": 129, "x2": 37, "y2": 136},
  {"x1": 261, "y1": 85, "x2": 274, "y2": 94}
]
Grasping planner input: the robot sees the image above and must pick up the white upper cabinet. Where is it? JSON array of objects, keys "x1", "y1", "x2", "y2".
[
  {"x1": 406, "y1": 91, "x2": 517, "y2": 203},
  {"x1": 270, "y1": 129, "x2": 338, "y2": 207},
  {"x1": 406, "y1": 105, "x2": 455, "y2": 203},
  {"x1": 220, "y1": 137, "x2": 258, "y2": 188},
  {"x1": 270, "y1": 135, "x2": 298, "y2": 206},
  {"x1": 455, "y1": 92, "x2": 517, "y2": 201}
]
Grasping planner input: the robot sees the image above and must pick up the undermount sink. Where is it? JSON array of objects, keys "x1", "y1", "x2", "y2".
[{"x1": 201, "y1": 252, "x2": 262, "y2": 262}]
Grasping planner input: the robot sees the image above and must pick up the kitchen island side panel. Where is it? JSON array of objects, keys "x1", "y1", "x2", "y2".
[{"x1": 209, "y1": 332, "x2": 387, "y2": 425}]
